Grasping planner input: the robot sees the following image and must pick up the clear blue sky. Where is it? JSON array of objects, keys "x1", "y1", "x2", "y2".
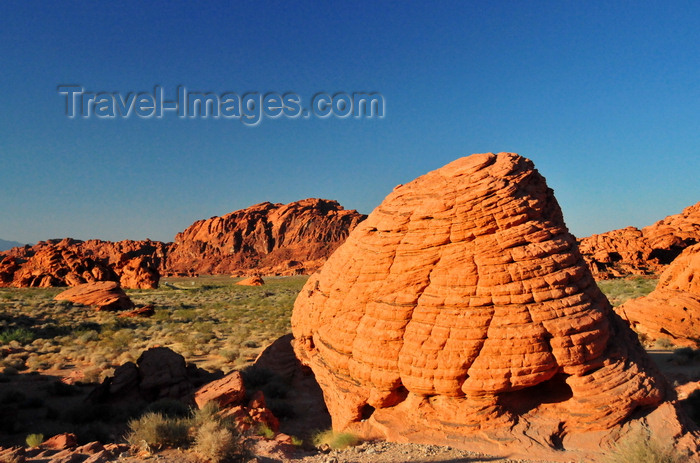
[{"x1": 1, "y1": 1, "x2": 698, "y2": 244}]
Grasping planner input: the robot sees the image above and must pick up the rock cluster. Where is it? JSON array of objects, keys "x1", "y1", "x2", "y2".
[
  {"x1": 194, "y1": 371, "x2": 279, "y2": 433},
  {"x1": 291, "y1": 153, "x2": 696, "y2": 460},
  {"x1": 0, "y1": 238, "x2": 166, "y2": 289},
  {"x1": 579, "y1": 202, "x2": 700, "y2": 279},
  {"x1": 616, "y1": 243, "x2": 700, "y2": 347},
  {"x1": 166, "y1": 198, "x2": 366, "y2": 276},
  {"x1": 54, "y1": 281, "x2": 134, "y2": 311},
  {"x1": 90, "y1": 347, "x2": 219, "y2": 402}
]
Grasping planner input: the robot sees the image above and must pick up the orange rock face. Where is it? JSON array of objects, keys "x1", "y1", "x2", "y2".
[
  {"x1": 55, "y1": 281, "x2": 134, "y2": 311},
  {"x1": 0, "y1": 238, "x2": 166, "y2": 289},
  {"x1": 166, "y1": 198, "x2": 366, "y2": 277},
  {"x1": 616, "y1": 243, "x2": 700, "y2": 347},
  {"x1": 292, "y1": 153, "x2": 694, "y2": 460},
  {"x1": 579, "y1": 202, "x2": 700, "y2": 279},
  {"x1": 236, "y1": 275, "x2": 265, "y2": 286}
]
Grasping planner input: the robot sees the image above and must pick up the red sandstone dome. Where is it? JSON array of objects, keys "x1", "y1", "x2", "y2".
[{"x1": 291, "y1": 152, "x2": 697, "y2": 460}]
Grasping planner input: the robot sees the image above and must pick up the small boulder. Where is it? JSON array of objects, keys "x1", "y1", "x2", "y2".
[
  {"x1": 42, "y1": 433, "x2": 77, "y2": 450},
  {"x1": 194, "y1": 371, "x2": 246, "y2": 408},
  {"x1": 236, "y1": 275, "x2": 265, "y2": 286},
  {"x1": 54, "y1": 281, "x2": 133, "y2": 311}
]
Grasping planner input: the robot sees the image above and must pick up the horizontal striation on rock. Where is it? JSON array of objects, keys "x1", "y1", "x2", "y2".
[{"x1": 291, "y1": 152, "x2": 692, "y2": 460}]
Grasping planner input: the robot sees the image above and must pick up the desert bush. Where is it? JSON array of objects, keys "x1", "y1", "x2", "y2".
[
  {"x1": 25, "y1": 433, "x2": 43, "y2": 448},
  {"x1": 0, "y1": 327, "x2": 34, "y2": 345},
  {"x1": 125, "y1": 412, "x2": 190, "y2": 449},
  {"x1": 311, "y1": 429, "x2": 359, "y2": 450},
  {"x1": 256, "y1": 423, "x2": 275, "y2": 439},
  {"x1": 605, "y1": 430, "x2": 684, "y2": 463},
  {"x1": 654, "y1": 338, "x2": 674, "y2": 350},
  {"x1": 194, "y1": 420, "x2": 242, "y2": 463}
]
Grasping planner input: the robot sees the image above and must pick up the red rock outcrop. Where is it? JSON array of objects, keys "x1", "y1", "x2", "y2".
[
  {"x1": 579, "y1": 202, "x2": 700, "y2": 279},
  {"x1": 54, "y1": 281, "x2": 134, "y2": 311},
  {"x1": 292, "y1": 153, "x2": 697, "y2": 460},
  {"x1": 616, "y1": 243, "x2": 700, "y2": 347},
  {"x1": 166, "y1": 198, "x2": 366, "y2": 277},
  {"x1": 236, "y1": 275, "x2": 265, "y2": 286},
  {"x1": 0, "y1": 238, "x2": 166, "y2": 289}
]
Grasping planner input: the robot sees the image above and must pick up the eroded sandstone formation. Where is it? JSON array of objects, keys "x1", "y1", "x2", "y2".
[
  {"x1": 291, "y1": 153, "x2": 697, "y2": 460},
  {"x1": 236, "y1": 275, "x2": 265, "y2": 286},
  {"x1": 54, "y1": 281, "x2": 134, "y2": 311},
  {"x1": 166, "y1": 198, "x2": 366, "y2": 277},
  {"x1": 579, "y1": 202, "x2": 700, "y2": 279},
  {"x1": 616, "y1": 243, "x2": 700, "y2": 347},
  {"x1": 0, "y1": 238, "x2": 166, "y2": 289}
]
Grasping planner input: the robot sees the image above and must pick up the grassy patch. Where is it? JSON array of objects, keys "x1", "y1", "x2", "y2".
[{"x1": 597, "y1": 276, "x2": 657, "y2": 307}]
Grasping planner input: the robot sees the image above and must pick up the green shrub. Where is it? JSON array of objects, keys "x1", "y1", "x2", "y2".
[
  {"x1": 256, "y1": 423, "x2": 275, "y2": 439},
  {"x1": 312, "y1": 429, "x2": 360, "y2": 450},
  {"x1": 25, "y1": 433, "x2": 43, "y2": 448},
  {"x1": 605, "y1": 431, "x2": 684, "y2": 463},
  {"x1": 0, "y1": 328, "x2": 34, "y2": 345},
  {"x1": 126, "y1": 412, "x2": 190, "y2": 449}
]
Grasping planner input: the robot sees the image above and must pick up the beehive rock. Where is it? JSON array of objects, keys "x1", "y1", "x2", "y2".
[
  {"x1": 616, "y1": 243, "x2": 700, "y2": 347},
  {"x1": 292, "y1": 153, "x2": 697, "y2": 460}
]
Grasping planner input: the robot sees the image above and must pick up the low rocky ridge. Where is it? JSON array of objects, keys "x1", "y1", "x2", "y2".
[
  {"x1": 0, "y1": 238, "x2": 166, "y2": 289},
  {"x1": 165, "y1": 198, "x2": 366, "y2": 277},
  {"x1": 616, "y1": 243, "x2": 700, "y2": 347},
  {"x1": 578, "y1": 202, "x2": 700, "y2": 279},
  {"x1": 291, "y1": 152, "x2": 699, "y2": 461},
  {"x1": 0, "y1": 199, "x2": 365, "y2": 288}
]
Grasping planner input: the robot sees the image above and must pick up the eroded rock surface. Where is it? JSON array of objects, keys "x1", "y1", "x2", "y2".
[
  {"x1": 0, "y1": 238, "x2": 166, "y2": 289},
  {"x1": 579, "y1": 202, "x2": 700, "y2": 279},
  {"x1": 616, "y1": 243, "x2": 700, "y2": 347},
  {"x1": 292, "y1": 153, "x2": 696, "y2": 461},
  {"x1": 236, "y1": 275, "x2": 265, "y2": 286},
  {"x1": 54, "y1": 281, "x2": 134, "y2": 311},
  {"x1": 166, "y1": 198, "x2": 366, "y2": 277}
]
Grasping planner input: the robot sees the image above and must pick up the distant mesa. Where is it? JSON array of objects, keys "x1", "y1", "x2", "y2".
[
  {"x1": 616, "y1": 243, "x2": 700, "y2": 347},
  {"x1": 579, "y1": 202, "x2": 700, "y2": 279},
  {"x1": 165, "y1": 198, "x2": 366, "y2": 277},
  {"x1": 291, "y1": 153, "x2": 698, "y2": 460}
]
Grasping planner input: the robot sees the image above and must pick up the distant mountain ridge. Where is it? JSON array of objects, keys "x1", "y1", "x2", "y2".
[
  {"x1": 0, "y1": 239, "x2": 24, "y2": 251},
  {"x1": 0, "y1": 198, "x2": 366, "y2": 287}
]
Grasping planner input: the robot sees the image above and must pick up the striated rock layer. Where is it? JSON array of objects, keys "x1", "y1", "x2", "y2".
[
  {"x1": 292, "y1": 153, "x2": 698, "y2": 461},
  {"x1": 579, "y1": 202, "x2": 700, "y2": 279},
  {"x1": 616, "y1": 243, "x2": 700, "y2": 347},
  {"x1": 0, "y1": 238, "x2": 166, "y2": 289},
  {"x1": 166, "y1": 198, "x2": 366, "y2": 276}
]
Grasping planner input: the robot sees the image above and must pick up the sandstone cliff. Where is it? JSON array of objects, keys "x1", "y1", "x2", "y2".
[{"x1": 166, "y1": 198, "x2": 366, "y2": 276}]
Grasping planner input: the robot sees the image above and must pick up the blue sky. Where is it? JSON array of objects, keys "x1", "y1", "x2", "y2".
[{"x1": 1, "y1": 1, "x2": 698, "y2": 244}]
